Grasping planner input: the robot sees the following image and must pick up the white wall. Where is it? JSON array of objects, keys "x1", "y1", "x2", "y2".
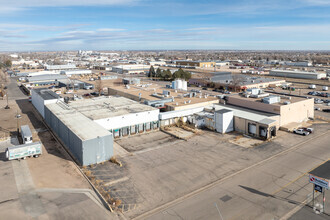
[
  {"x1": 94, "y1": 109, "x2": 159, "y2": 130},
  {"x1": 31, "y1": 89, "x2": 63, "y2": 118},
  {"x1": 215, "y1": 111, "x2": 234, "y2": 134},
  {"x1": 31, "y1": 89, "x2": 45, "y2": 118}
]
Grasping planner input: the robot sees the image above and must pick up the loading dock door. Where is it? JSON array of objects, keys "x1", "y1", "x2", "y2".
[
  {"x1": 131, "y1": 126, "x2": 136, "y2": 134},
  {"x1": 248, "y1": 123, "x2": 257, "y2": 135}
]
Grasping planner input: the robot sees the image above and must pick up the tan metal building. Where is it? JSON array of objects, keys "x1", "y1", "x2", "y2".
[{"x1": 176, "y1": 61, "x2": 216, "y2": 68}]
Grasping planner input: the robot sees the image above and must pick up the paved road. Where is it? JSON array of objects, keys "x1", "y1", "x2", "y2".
[
  {"x1": 136, "y1": 130, "x2": 330, "y2": 220},
  {"x1": 7, "y1": 77, "x2": 27, "y2": 100}
]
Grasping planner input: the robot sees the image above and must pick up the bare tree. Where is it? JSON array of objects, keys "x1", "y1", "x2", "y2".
[
  {"x1": 231, "y1": 74, "x2": 245, "y2": 92},
  {"x1": 95, "y1": 79, "x2": 103, "y2": 96}
]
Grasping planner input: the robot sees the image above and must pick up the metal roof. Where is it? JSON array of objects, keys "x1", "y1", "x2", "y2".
[
  {"x1": 211, "y1": 104, "x2": 277, "y2": 124},
  {"x1": 27, "y1": 74, "x2": 68, "y2": 82},
  {"x1": 33, "y1": 88, "x2": 60, "y2": 100},
  {"x1": 216, "y1": 109, "x2": 233, "y2": 114}
]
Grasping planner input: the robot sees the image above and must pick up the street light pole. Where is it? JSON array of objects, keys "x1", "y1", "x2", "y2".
[{"x1": 16, "y1": 110, "x2": 21, "y2": 136}]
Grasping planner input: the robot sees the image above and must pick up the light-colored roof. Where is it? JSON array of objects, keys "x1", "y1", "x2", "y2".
[
  {"x1": 211, "y1": 104, "x2": 276, "y2": 124},
  {"x1": 46, "y1": 101, "x2": 111, "y2": 141},
  {"x1": 67, "y1": 96, "x2": 158, "y2": 120}
]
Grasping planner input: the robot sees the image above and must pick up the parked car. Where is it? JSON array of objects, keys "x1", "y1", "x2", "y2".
[
  {"x1": 322, "y1": 109, "x2": 330, "y2": 112},
  {"x1": 83, "y1": 93, "x2": 91, "y2": 97},
  {"x1": 302, "y1": 127, "x2": 314, "y2": 133},
  {"x1": 90, "y1": 92, "x2": 99, "y2": 96},
  {"x1": 315, "y1": 107, "x2": 321, "y2": 111},
  {"x1": 293, "y1": 129, "x2": 310, "y2": 136},
  {"x1": 314, "y1": 99, "x2": 323, "y2": 104}
]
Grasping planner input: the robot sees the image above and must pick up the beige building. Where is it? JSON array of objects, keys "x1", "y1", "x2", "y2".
[
  {"x1": 176, "y1": 61, "x2": 216, "y2": 68},
  {"x1": 209, "y1": 105, "x2": 279, "y2": 139},
  {"x1": 226, "y1": 95, "x2": 314, "y2": 126},
  {"x1": 108, "y1": 83, "x2": 219, "y2": 111}
]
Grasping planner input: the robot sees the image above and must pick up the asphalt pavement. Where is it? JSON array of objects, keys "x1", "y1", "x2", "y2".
[{"x1": 135, "y1": 128, "x2": 330, "y2": 220}]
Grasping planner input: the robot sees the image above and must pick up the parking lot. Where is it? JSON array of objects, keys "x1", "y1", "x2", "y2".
[{"x1": 83, "y1": 123, "x2": 329, "y2": 218}]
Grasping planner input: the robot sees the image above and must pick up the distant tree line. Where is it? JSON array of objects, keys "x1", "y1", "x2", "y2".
[{"x1": 148, "y1": 66, "x2": 191, "y2": 81}]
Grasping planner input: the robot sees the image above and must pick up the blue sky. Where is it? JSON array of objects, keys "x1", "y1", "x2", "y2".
[{"x1": 0, "y1": 0, "x2": 330, "y2": 51}]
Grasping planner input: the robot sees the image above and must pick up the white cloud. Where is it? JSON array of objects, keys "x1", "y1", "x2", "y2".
[
  {"x1": 97, "y1": 28, "x2": 126, "y2": 32},
  {"x1": 0, "y1": 0, "x2": 139, "y2": 7},
  {"x1": 1, "y1": 24, "x2": 330, "y2": 51}
]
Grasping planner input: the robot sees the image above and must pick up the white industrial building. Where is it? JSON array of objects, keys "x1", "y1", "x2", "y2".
[
  {"x1": 60, "y1": 69, "x2": 92, "y2": 76},
  {"x1": 44, "y1": 64, "x2": 77, "y2": 71},
  {"x1": 31, "y1": 88, "x2": 63, "y2": 118},
  {"x1": 111, "y1": 64, "x2": 151, "y2": 74},
  {"x1": 26, "y1": 70, "x2": 58, "y2": 77},
  {"x1": 269, "y1": 69, "x2": 326, "y2": 79},
  {"x1": 283, "y1": 61, "x2": 312, "y2": 67},
  {"x1": 66, "y1": 96, "x2": 160, "y2": 138}
]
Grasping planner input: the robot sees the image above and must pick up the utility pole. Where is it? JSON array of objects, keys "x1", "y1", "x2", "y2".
[{"x1": 16, "y1": 110, "x2": 21, "y2": 136}]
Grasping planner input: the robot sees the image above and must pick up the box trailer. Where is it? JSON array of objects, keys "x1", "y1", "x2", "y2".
[
  {"x1": 20, "y1": 125, "x2": 33, "y2": 144},
  {"x1": 6, "y1": 141, "x2": 42, "y2": 161}
]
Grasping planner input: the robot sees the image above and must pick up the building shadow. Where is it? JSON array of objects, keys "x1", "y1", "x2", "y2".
[
  {"x1": 15, "y1": 98, "x2": 71, "y2": 162},
  {"x1": 239, "y1": 185, "x2": 300, "y2": 205}
]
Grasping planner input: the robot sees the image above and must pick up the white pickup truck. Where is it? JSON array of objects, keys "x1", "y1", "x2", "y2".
[{"x1": 293, "y1": 129, "x2": 310, "y2": 136}]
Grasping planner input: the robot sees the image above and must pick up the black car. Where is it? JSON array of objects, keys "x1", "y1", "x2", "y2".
[{"x1": 322, "y1": 109, "x2": 330, "y2": 112}]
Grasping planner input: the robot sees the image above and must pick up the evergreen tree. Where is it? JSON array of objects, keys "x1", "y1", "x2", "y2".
[
  {"x1": 148, "y1": 65, "x2": 156, "y2": 77},
  {"x1": 156, "y1": 68, "x2": 162, "y2": 78}
]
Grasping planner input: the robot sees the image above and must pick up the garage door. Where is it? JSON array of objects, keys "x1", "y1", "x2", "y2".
[
  {"x1": 248, "y1": 123, "x2": 257, "y2": 134},
  {"x1": 145, "y1": 123, "x2": 151, "y2": 131},
  {"x1": 131, "y1": 125, "x2": 136, "y2": 134},
  {"x1": 138, "y1": 124, "x2": 144, "y2": 132}
]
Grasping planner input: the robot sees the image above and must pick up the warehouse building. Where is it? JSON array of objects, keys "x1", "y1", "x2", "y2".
[
  {"x1": 269, "y1": 69, "x2": 326, "y2": 79},
  {"x1": 60, "y1": 69, "x2": 92, "y2": 76},
  {"x1": 44, "y1": 64, "x2": 77, "y2": 71},
  {"x1": 225, "y1": 94, "x2": 314, "y2": 126},
  {"x1": 108, "y1": 82, "x2": 219, "y2": 111},
  {"x1": 111, "y1": 64, "x2": 150, "y2": 74},
  {"x1": 192, "y1": 104, "x2": 278, "y2": 139},
  {"x1": 175, "y1": 61, "x2": 216, "y2": 68},
  {"x1": 31, "y1": 88, "x2": 63, "y2": 118},
  {"x1": 210, "y1": 74, "x2": 286, "y2": 90},
  {"x1": 67, "y1": 96, "x2": 160, "y2": 138},
  {"x1": 26, "y1": 74, "x2": 68, "y2": 86},
  {"x1": 45, "y1": 101, "x2": 113, "y2": 166}
]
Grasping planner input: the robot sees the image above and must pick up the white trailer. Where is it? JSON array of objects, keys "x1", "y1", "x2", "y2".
[
  {"x1": 20, "y1": 125, "x2": 33, "y2": 144},
  {"x1": 6, "y1": 141, "x2": 42, "y2": 161}
]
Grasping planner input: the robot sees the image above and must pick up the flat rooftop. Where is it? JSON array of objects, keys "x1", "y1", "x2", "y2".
[
  {"x1": 67, "y1": 96, "x2": 158, "y2": 120},
  {"x1": 211, "y1": 74, "x2": 285, "y2": 85},
  {"x1": 229, "y1": 94, "x2": 309, "y2": 106},
  {"x1": 309, "y1": 160, "x2": 330, "y2": 180},
  {"x1": 46, "y1": 101, "x2": 111, "y2": 141},
  {"x1": 33, "y1": 88, "x2": 60, "y2": 100},
  {"x1": 270, "y1": 69, "x2": 323, "y2": 75},
  {"x1": 211, "y1": 104, "x2": 277, "y2": 123},
  {"x1": 109, "y1": 83, "x2": 219, "y2": 108}
]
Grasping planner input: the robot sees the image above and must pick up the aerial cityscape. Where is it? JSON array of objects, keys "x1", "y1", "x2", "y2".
[{"x1": 0, "y1": 1, "x2": 329, "y2": 220}]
